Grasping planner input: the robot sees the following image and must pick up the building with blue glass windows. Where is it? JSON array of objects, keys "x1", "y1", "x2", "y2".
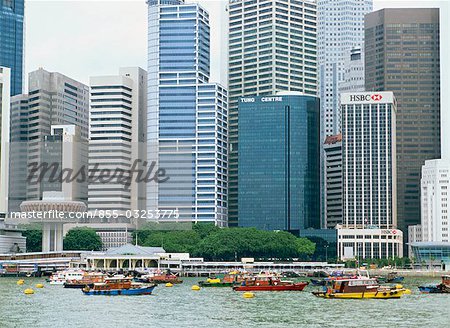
[
  {"x1": 238, "y1": 94, "x2": 320, "y2": 232},
  {"x1": 0, "y1": 0, "x2": 24, "y2": 96},
  {"x1": 147, "y1": 0, "x2": 228, "y2": 226}
]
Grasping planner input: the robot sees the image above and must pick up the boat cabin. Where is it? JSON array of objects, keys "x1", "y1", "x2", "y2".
[{"x1": 327, "y1": 279, "x2": 379, "y2": 293}]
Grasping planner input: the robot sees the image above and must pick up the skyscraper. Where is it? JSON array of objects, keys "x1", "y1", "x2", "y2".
[
  {"x1": 318, "y1": 0, "x2": 372, "y2": 138},
  {"x1": 0, "y1": 0, "x2": 24, "y2": 96},
  {"x1": 147, "y1": 0, "x2": 228, "y2": 226},
  {"x1": 339, "y1": 48, "x2": 366, "y2": 94},
  {"x1": 365, "y1": 9, "x2": 441, "y2": 247},
  {"x1": 0, "y1": 67, "x2": 10, "y2": 216},
  {"x1": 324, "y1": 134, "x2": 342, "y2": 229},
  {"x1": 420, "y1": 159, "x2": 450, "y2": 243},
  {"x1": 338, "y1": 91, "x2": 403, "y2": 259},
  {"x1": 8, "y1": 69, "x2": 89, "y2": 211},
  {"x1": 238, "y1": 94, "x2": 320, "y2": 232},
  {"x1": 89, "y1": 67, "x2": 147, "y2": 214},
  {"x1": 228, "y1": 0, "x2": 318, "y2": 226},
  {"x1": 318, "y1": 0, "x2": 372, "y2": 227}
]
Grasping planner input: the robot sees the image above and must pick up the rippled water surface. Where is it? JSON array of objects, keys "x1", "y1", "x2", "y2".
[{"x1": 1, "y1": 277, "x2": 449, "y2": 328}]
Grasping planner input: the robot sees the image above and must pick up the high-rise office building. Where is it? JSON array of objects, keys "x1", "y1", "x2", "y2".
[
  {"x1": 318, "y1": 0, "x2": 372, "y2": 138},
  {"x1": 8, "y1": 93, "x2": 27, "y2": 212},
  {"x1": 228, "y1": 0, "x2": 318, "y2": 226},
  {"x1": 147, "y1": 0, "x2": 228, "y2": 226},
  {"x1": 238, "y1": 94, "x2": 320, "y2": 232},
  {"x1": 338, "y1": 92, "x2": 403, "y2": 259},
  {"x1": 8, "y1": 69, "x2": 89, "y2": 211},
  {"x1": 409, "y1": 159, "x2": 450, "y2": 265},
  {"x1": 365, "y1": 9, "x2": 441, "y2": 247},
  {"x1": 324, "y1": 133, "x2": 342, "y2": 229},
  {"x1": 0, "y1": 67, "x2": 10, "y2": 216},
  {"x1": 420, "y1": 159, "x2": 450, "y2": 243},
  {"x1": 89, "y1": 67, "x2": 147, "y2": 214},
  {"x1": 0, "y1": 0, "x2": 24, "y2": 96},
  {"x1": 340, "y1": 48, "x2": 365, "y2": 94},
  {"x1": 318, "y1": 0, "x2": 372, "y2": 228}
]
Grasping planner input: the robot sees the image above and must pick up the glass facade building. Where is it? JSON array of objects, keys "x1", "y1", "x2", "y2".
[
  {"x1": 147, "y1": 1, "x2": 228, "y2": 226},
  {"x1": 0, "y1": 0, "x2": 24, "y2": 96},
  {"x1": 411, "y1": 242, "x2": 450, "y2": 268},
  {"x1": 238, "y1": 94, "x2": 320, "y2": 232}
]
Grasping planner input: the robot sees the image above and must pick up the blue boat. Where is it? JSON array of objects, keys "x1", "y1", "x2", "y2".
[
  {"x1": 387, "y1": 276, "x2": 404, "y2": 283},
  {"x1": 82, "y1": 277, "x2": 156, "y2": 296},
  {"x1": 419, "y1": 275, "x2": 450, "y2": 294},
  {"x1": 418, "y1": 284, "x2": 443, "y2": 293}
]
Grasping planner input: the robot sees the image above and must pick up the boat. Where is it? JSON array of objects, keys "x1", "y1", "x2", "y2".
[
  {"x1": 376, "y1": 272, "x2": 404, "y2": 284},
  {"x1": 64, "y1": 272, "x2": 106, "y2": 289},
  {"x1": 312, "y1": 278, "x2": 407, "y2": 299},
  {"x1": 233, "y1": 275, "x2": 309, "y2": 292},
  {"x1": 311, "y1": 269, "x2": 369, "y2": 286},
  {"x1": 146, "y1": 273, "x2": 182, "y2": 284},
  {"x1": 82, "y1": 277, "x2": 156, "y2": 296},
  {"x1": 199, "y1": 272, "x2": 245, "y2": 287},
  {"x1": 419, "y1": 275, "x2": 450, "y2": 294},
  {"x1": 48, "y1": 270, "x2": 85, "y2": 285},
  {"x1": 310, "y1": 279, "x2": 327, "y2": 286}
]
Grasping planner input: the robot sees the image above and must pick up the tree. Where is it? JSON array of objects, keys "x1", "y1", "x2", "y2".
[
  {"x1": 142, "y1": 230, "x2": 201, "y2": 253},
  {"x1": 63, "y1": 227, "x2": 102, "y2": 251},
  {"x1": 22, "y1": 229, "x2": 42, "y2": 252}
]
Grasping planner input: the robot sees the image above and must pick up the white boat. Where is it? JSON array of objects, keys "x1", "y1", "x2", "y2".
[{"x1": 48, "y1": 270, "x2": 85, "y2": 285}]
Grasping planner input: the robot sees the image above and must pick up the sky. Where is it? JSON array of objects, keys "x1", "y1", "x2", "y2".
[
  {"x1": 25, "y1": 0, "x2": 449, "y2": 156},
  {"x1": 26, "y1": 0, "x2": 443, "y2": 86}
]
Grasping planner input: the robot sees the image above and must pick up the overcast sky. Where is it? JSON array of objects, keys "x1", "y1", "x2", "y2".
[{"x1": 25, "y1": 0, "x2": 444, "y2": 87}]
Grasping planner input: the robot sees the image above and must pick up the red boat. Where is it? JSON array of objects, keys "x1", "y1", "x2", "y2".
[{"x1": 233, "y1": 276, "x2": 309, "y2": 291}]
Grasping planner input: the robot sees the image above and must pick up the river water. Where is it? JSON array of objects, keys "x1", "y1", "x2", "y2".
[{"x1": 0, "y1": 277, "x2": 449, "y2": 328}]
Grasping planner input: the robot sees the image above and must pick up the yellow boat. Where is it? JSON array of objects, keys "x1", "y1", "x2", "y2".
[{"x1": 312, "y1": 278, "x2": 407, "y2": 299}]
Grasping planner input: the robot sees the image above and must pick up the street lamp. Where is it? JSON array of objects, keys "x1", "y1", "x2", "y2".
[{"x1": 324, "y1": 244, "x2": 329, "y2": 263}]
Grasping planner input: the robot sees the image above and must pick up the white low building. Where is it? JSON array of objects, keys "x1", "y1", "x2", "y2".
[{"x1": 337, "y1": 227, "x2": 403, "y2": 260}]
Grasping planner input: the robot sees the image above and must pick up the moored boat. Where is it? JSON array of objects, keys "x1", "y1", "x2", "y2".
[
  {"x1": 64, "y1": 272, "x2": 106, "y2": 289},
  {"x1": 418, "y1": 275, "x2": 450, "y2": 294},
  {"x1": 233, "y1": 276, "x2": 309, "y2": 292},
  {"x1": 82, "y1": 277, "x2": 156, "y2": 296},
  {"x1": 312, "y1": 278, "x2": 407, "y2": 299},
  {"x1": 48, "y1": 270, "x2": 85, "y2": 285},
  {"x1": 199, "y1": 272, "x2": 245, "y2": 287}
]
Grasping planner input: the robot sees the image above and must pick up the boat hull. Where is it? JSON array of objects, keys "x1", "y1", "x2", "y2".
[
  {"x1": 233, "y1": 283, "x2": 308, "y2": 292},
  {"x1": 82, "y1": 285, "x2": 156, "y2": 296},
  {"x1": 418, "y1": 285, "x2": 450, "y2": 293},
  {"x1": 312, "y1": 290, "x2": 405, "y2": 299}
]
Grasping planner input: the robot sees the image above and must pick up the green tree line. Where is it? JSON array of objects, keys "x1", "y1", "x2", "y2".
[{"x1": 134, "y1": 223, "x2": 316, "y2": 261}]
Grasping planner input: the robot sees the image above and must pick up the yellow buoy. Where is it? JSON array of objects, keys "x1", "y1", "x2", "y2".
[
  {"x1": 24, "y1": 288, "x2": 34, "y2": 295},
  {"x1": 404, "y1": 289, "x2": 412, "y2": 295},
  {"x1": 36, "y1": 283, "x2": 44, "y2": 289},
  {"x1": 166, "y1": 282, "x2": 174, "y2": 287},
  {"x1": 191, "y1": 285, "x2": 201, "y2": 291},
  {"x1": 243, "y1": 292, "x2": 255, "y2": 299},
  {"x1": 17, "y1": 279, "x2": 25, "y2": 286}
]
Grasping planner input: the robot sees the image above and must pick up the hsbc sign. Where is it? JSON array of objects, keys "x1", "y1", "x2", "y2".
[{"x1": 341, "y1": 92, "x2": 394, "y2": 105}]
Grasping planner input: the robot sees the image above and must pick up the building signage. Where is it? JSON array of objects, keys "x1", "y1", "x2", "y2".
[
  {"x1": 341, "y1": 92, "x2": 394, "y2": 104},
  {"x1": 240, "y1": 97, "x2": 283, "y2": 103}
]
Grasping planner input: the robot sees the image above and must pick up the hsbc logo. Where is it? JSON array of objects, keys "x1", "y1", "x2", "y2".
[
  {"x1": 349, "y1": 94, "x2": 383, "y2": 102},
  {"x1": 371, "y1": 94, "x2": 383, "y2": 101}
]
